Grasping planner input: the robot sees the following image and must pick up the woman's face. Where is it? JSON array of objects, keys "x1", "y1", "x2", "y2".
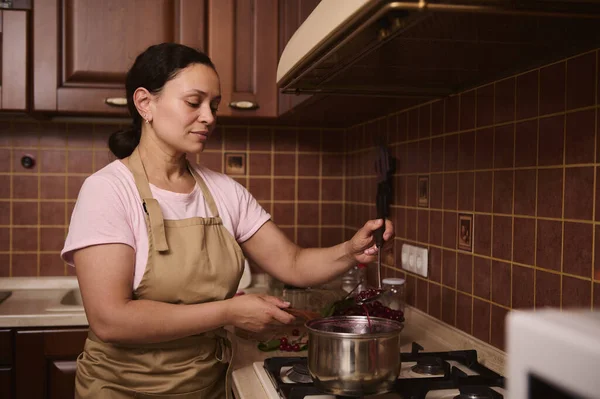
[{"x1": 149, "y1": 63, "x2": 221, "y2": 154}]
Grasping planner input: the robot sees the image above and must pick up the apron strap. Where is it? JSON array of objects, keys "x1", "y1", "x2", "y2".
[
  {"x1": 188, "y1": 164, "x2": 219, "y2": 218},
  {"x1": 127, "y1": 148, "x2": 169, "y2": 252}
]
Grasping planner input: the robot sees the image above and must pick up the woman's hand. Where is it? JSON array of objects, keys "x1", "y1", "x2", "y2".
[
  {"x1": 224, "y1": 294, "x2": 295, "y2": 333},
  {"x1": 346, "y1": 219, "x2": 395, "y2": 264}
]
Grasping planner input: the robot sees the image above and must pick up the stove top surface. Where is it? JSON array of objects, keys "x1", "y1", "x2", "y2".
[{"x1": 256, "y1": 342, "x2": 506, "y2": 399}]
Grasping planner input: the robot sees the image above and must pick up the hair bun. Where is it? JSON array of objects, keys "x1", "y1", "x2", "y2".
[{"x1": 108, "y1": 126, "x2": 141, "y2": 159}]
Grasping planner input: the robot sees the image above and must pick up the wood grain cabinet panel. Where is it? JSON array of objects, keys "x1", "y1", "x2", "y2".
[
  {"x1": 0, "y1": 10, "x2": 28, "y2": 111},
  {"x1": 15, "y1": 328, "x2": 88, "y2": 399},
  {"x1": 33, "y1": 0, "x2": 206, "y2": 115},
  {"x1": 208, "y1": 0, "x2": 279, "y2": 118}
]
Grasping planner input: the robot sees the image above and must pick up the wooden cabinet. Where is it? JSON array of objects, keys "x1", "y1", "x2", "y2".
[
  {"x1": 0, "y1": 10, "x2": 28, "y2": 111},
  {"x1": 32, "y1": 0, "x2": 206, "y2": 115},
  {"x1": 0, "y1": 329, "x2": 14, "y2": 399},
  {"x1": 277, "y1": 0, "x2": 320, "y2": 116},
  {"x1": 14, "y1": 328, "x2": 87, "y2": 399},
  {"x1": 207, "y1": 0, "x2": 279, "y2": 118}
]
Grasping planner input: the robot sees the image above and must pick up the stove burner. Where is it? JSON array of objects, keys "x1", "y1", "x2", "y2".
[
  {"x1": 285, "y1": 362, "x2": 312, "y2": 384},
  {"x1": 453, "y1": 386, "x2": 498, "y2": 399},
  {"x1": 411, "y1": 356, "x2": 446, "y2": 376}
]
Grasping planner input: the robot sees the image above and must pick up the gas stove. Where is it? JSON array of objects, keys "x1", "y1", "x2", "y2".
[{"x1": 253, "y1": 343, "x2": 506, "y2": 399}]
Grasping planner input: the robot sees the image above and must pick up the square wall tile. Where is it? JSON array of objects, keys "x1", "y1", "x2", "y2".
[
  {"x1": 428, "y1": 282, "x2": 442, "y2": 319},
  {"x1": 249, "y1": 178, "x2": 272, "y2": 201},
  {"x1": 491, "y1": 306, "x2": 508, "y2": 350},
  {"x1": 13, "y1": 175, "x2": 38, "y2": 199},
  {"x1": 538, "y1": 115, "x2": 564, "y2": 166},
  {"x1": 444, "y1": 135, "x2": 459, "y2": 172},
  {"x1": 562, "y1": 276, "x2": 591, "y2": 309},
  {"x1": 457, "y1": 253, "x2": 473, "y2": 293},
  {"x1": 537, "y1": 168, "x2": 563, "y2": 218},
  {"x1": 249, "y1": 153, "x2": 272, "y2": 175},
  {"x1": 12, "y1": 254, "x2": 38, "y2": 277},
  {"x1": 536, "y1": 220, "x2": 562, "y2": 271},
  {"x1": 540, "y1": 62, "x2": 566, "y2": 115},
  {"x1": 443, "y1": 212, "x2": 457, "y2": 249},
  {"x1": 472, "y1": 298, "x2": 491, "y2": 343},
  {"x1": 443, "y1": 250, "x2": 456, "y2": 288},
  {"x1": 443, "y1": 173, "x2": 457, "y2": 210},
  {"x1": 248, "y1": 127, "x2": 272, "y2": 151},
  {"x1": 442, "y1": 288, "x2": 456, "y2": 326},
  {"x1": 444, "y1": 96, "x2": 459, "y2": 133},
  {"x1": 512, "y1": 265, "x2": 534, "y2": 309},
  {"x1": 429, "y1": 246, "x2": 442, "y2": 282},
  {"x1": 564, "y1": 167, "x2": 594, "y2": 221},
  {"x1": 493, "y1": 171, "x2": 513, "y2": 214},
  {"x1": 13, "y1": 202, "x2": 38, "y2": 225},
  {"x1": 492, "y1": 216, "x2": 512, "y2": 261},
  {"x1": 460, "y1": 90, "x2": 476, "y2": 130},
  {"x1": 474, "y1": 214, "x2": 492, "y2": 256},
  {"x1": 407, "y1": 209, "x2": 417, "y2": 241},
  {"x1": 458, "y1": 131, "x2": 475, "y2": 171},
  {"x1": 431, "y1": 102, "x2": 443, "y2": 137},
  {"x1": 456, "y1": 293, "x2": 472, "y2": 334},
  {"x1": 408, "y1": 109, "x2": 419, "y2": 140},
  {"x1": 419, "y1": 104, "x2": 431, "y2": 138},
  {"x1": 429, "y1": 211, "x2": 443, "y2": 246},
  {"x1": 475, "y1": 128, "x2": 494, "y2": 169},
  {"x1": 431, "y1": 137, "x2": 445, "y2": 172},
  {"x1": 417, "y1": 278, "x2": 428, "y2": 312},
  {"x1": 491, "y1": 260, "x2": 511, "y2": 307},
  {"x1": 535, "y1": 270, "x2": 561, "y2": 308},
  {"x1": 474, "y1": 171, "x2": 493, "y2": 213},
  {"x1": 273, "y1": 203, "x2": 295, "y2": 225},
  {"x1": 477, "y1": 84, "x2": 494, "y2": 127},
  {"x1": 565, "y1": 110, "x2": 595, "y2": 165},
  {"x1": 516, "y1": 70, "x2": 539, "y2": 120},
  {"x1": 514, "y1": 120, "x2": 537, "y2": 168},
  {"x1": 458, "y1": 172, "x2": 474, "y2": 211},
  {"x1": 417, "y1": 140, "x2": 431, "y2": 173},
  {"x1": 473, "y1": 256, "x2": 491, "y2": 299},
  {"x1": 274, "y1": 154, "x2": 296, "y2": 176},
  {"x1": 429, "y1": 174, "x2": 443, "y2": 209},
  {"x1": 407, "y1": 176, "x2": 417, "y2": 207},
  {"x1": 40, "y1": 254, "x2": 66, "y2": 276},
  {"x1": 495, "y1": 78, "x2": 515, "y2": 124},
  {"x1": 513, "y1": 217, "x2": 535, "y2": 265},
  {"x1": 514, "y1": 169, "x2": 536, "y2": 216},
  {"x1": 563, "y1": 222, "x2": 592, "y2": 278},
  {"x1": 566, "y1": 51, "x2": 596, "y2": 110},
  {"x1": 417, "y1": 210, "x2": 429, "y2": 243}
]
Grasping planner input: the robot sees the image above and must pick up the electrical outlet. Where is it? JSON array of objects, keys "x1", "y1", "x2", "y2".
[{"x1": 401, "y1": 243, "x2": 428, "y2": 278}]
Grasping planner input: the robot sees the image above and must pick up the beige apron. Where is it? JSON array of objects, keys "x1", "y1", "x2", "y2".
[{"x1": 75, "y1": 148, "x2": 245, "y2": 398}]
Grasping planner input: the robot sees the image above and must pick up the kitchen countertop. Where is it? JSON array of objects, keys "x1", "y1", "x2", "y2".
[{"x1": 0, "y1": 277, "x2": 88, "y2": 327}]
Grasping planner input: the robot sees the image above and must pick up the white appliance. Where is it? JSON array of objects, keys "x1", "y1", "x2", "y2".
[
  {"x1": 507, "y1": 309, "x2": 600, "y2": 398},
  {"x1": 276, "y1": 0, "x2": 600, "y2": 98}
]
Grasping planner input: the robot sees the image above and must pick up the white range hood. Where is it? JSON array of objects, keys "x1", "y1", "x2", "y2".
[{"x1": 276, "y1": 0, "x2": 600, "y2": 99}]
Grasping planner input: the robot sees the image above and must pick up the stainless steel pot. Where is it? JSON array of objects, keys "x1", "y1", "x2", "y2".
[{"x1": 305, "y1": 316, "x2": 404, "y2": 396}]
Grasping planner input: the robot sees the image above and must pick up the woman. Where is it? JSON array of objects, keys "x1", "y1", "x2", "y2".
[{"x1": 61, "y1": 43, "x2": 394, "y2": 398}]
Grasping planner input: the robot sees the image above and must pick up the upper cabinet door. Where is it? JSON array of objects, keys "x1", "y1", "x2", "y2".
[
  {"x1": 207, "y1": 0, "x2": 278, "y2": 118},
  {"x1": 32, "y1": 0, "x2": 206, "y2": 115},
  {"x1": 0, "y1": 10, "x2": 28, "y2": 111}
]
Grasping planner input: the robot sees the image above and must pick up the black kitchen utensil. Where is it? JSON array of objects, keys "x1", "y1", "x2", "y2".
[{"x1": 373, "y1": 145, "x2": 394, "y2": 288}]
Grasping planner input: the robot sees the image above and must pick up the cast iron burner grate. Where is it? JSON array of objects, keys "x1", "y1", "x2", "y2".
[
  {"x1": 411, "y1": 356, "x2": 446, "y2": 376},
  {"x1": 453, "y1": 386, "x2": 504, "y2": 399},
  {"x1": 286, "y1": 363, "x2": 312, "y2": 384}
]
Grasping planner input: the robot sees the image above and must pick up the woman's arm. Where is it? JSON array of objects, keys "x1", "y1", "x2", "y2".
[
  {"x1": 75, "y1": 243, "x2": 294, "y2": 344},
  {"x1": 241, "y1": 219, "x2": 394, "y2": 287}
]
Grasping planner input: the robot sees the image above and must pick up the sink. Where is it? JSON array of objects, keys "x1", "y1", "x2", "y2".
[{"x1": 45, "y1": 289, "x2": 84, "y2": 312}]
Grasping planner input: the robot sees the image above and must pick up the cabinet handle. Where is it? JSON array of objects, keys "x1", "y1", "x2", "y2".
[
  {"x1": 104, "y1": 97, "x2": 128, "y2": 107},
  {"x1": 229, "y1": 101, "x2": 259, "y2": 110}
]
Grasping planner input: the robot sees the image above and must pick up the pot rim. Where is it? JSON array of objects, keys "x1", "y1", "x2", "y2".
[{"x1": 304, "y1": 315, "x2": 404, "y2": 338}]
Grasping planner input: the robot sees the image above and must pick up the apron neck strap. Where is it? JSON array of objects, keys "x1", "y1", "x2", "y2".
[
  {"x1": 187, "y1": 164, "x2": 219, "y2": 217},
  {"x1": 127, "y1": 147, "x2": 169, "y2": 251}
]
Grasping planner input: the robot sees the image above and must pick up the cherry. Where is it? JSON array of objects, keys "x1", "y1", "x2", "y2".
[
  {"x1": 280, "y1": 337, "x2": 288, "y2": 345},
  {"x1": 279, "y1": 343, "x2": 286, "y2": 351},
  {"x1": 292, "y1": 343, "x2": 300, "y2": 352}
]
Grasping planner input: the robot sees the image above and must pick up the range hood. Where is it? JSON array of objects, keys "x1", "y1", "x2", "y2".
[{"x1": 277, "y1": 0, "x2": 600, "y2": 99}]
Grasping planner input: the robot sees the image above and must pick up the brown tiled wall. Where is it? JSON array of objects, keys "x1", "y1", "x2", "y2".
[
  {"x1": 345, "y1": 49, "x2": 600, "y2": 350},
  {"x1": 0, "y1": 121, "x2": 345, "y2": 277}
]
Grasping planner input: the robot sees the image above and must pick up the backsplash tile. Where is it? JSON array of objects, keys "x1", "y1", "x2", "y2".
[
  {"x1": 1, "y1": 121, "x2": 344, "y2": 276},
  {"x1": 345, "y1": 48, "x2": 599, "y2": 350}
]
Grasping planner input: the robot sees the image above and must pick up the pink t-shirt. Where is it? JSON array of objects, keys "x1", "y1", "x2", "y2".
[{"x1": 61, "y1": 160, "x2": 271, "y2": 289}]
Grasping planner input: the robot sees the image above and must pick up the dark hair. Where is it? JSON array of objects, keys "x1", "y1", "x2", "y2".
[{"x1": 108, "y1": 43, "x2": 216, "y2": 159}]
